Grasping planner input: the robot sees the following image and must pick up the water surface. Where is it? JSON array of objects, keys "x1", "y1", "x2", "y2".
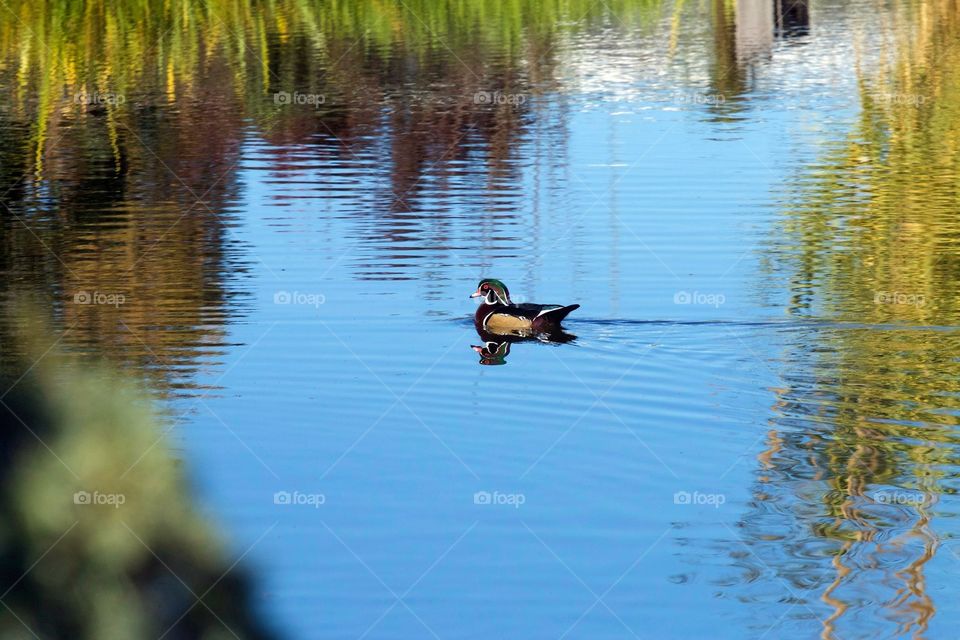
[{"x1": 3, "y1": 0, "x2": 960, "y2": 638}]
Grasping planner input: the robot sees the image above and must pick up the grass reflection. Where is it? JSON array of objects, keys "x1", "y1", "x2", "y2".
[{"x1": 757, "y1": 1, "x2": 960, "y2": 636}]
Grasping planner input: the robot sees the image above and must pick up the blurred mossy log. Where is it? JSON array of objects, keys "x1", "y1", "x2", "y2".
[{"x1": 0, "y1": 317, "x2": 277, "y2": 640}]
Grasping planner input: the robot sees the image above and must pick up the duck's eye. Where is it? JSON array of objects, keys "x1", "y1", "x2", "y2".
[{"x1": 481, "y1": 284, "x2": 489, "y2": 291}]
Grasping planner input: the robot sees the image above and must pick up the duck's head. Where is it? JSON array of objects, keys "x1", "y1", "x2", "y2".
[{"x1": 470, "y1": 279, "x2": 512, "y2": 305}]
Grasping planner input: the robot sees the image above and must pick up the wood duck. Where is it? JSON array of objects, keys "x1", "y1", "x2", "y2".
[{"x1": 470, "y1": 279, "x2": 579, "y2": 335}]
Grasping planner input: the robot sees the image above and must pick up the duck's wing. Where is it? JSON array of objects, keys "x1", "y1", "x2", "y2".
[
  {"x1": 537, "y1": 304, "x2": 579, "y2": 322},
  {"x1": 530, "y1": 303, "x2": 580, "y2": 327},
  {"x1": 514, "y1": 303, "x2": 558, "y2": 319}
]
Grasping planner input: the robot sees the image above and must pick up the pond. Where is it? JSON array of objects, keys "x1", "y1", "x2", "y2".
[{"x1": 2, "y1": 0, "x2": 960, "y2": 637}]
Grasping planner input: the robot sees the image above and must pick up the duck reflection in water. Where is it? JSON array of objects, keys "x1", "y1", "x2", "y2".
[
  {"x1": 471, "y1": 327, "x2": 576, "y2": 366},
  {"x1": 471, "y1": 338, "x2": 513, "y2": 366}
]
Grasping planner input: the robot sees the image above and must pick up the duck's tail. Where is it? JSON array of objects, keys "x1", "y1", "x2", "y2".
[{"x1": 535, "y1": 304, "x2": 580, "y2": 327}]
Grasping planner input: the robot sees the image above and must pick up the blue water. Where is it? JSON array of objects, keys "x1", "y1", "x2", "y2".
[
  {"x1": 159, "y1": 5, "x2": 960, "y2": 638},
  {"x1": 7, "y1": 0, "x2": 960, "y2": 637}
]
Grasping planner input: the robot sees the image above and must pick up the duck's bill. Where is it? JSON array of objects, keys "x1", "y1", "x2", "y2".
[{"x1": 469, "y1": 291, "x2": 482, "y2": 298}]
